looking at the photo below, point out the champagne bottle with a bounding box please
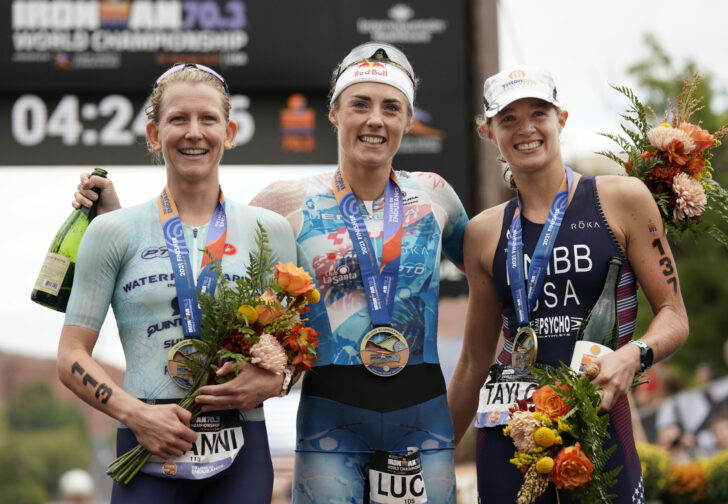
[569,256,622,373]
[31,168,108,312]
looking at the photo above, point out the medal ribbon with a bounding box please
[332,167,403,327]
[507,167,573,328]
[158,185,227,338]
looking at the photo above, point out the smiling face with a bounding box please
[329,81,413,171]
[146,81,236,185]
[486,97,567,176]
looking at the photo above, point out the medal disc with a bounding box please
[167,340,203,390]
[360,326,409,377]
[512,326,538,375]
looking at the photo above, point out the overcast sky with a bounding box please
[4,0,728,368]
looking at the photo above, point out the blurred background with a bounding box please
[2,0,728,502]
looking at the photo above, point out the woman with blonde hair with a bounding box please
[60,63,298,503]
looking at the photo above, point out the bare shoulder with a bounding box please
[596,175,663,248]
[596,175,654,208]
[249,178,308,217]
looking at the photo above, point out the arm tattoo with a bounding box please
[651,238,677,293]
[71,361,114,404]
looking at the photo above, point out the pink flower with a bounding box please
[509,410,543,453]
[672,172,707,221]
[249,333,287,374]
[648,125,695,154]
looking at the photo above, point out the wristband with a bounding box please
[628,340,654,372]
[279,367,294,397]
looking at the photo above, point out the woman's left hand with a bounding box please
[588,343,641,412]
[195,361,285,412]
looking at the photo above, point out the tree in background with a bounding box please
[0,380,92,503]
[7,380,86,431]
[626,34,728,382]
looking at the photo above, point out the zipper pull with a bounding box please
[193,227,198,239]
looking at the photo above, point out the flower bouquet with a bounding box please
[503,364,620,504]
[599,73,728,247]
[107,222,320,484]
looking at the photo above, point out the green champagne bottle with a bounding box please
[31,168,108,312]
[569,256,622,373]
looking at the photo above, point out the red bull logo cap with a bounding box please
[483,66,562,118]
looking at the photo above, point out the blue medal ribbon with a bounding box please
[507,167,573,328]
[332,167,404,327]
[158,186,227,338]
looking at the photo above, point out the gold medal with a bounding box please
[360,326,409,377]
[167,340,203,390]
[512,326,538,375]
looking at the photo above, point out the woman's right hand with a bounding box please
[126,402,197,459]
[72,171,121,215]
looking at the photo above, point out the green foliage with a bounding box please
[18,427,92,496]
[246,221,275,292]
[532,364,620,504]
[0,436,48,504]
[707,450,728,504]
[196,221,277,350]
[7,380,86,431]
[0,383,93,503]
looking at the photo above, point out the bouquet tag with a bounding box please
[143,410,244,480]
[475,364,538,428]
[369,449,428,504]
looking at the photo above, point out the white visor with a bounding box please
[330,62,415,110]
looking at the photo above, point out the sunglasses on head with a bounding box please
[335,42,415,84]
[154,63,230,95]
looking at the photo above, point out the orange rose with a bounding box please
[532,383,571,421]
[255,289,285,325]
[679,122,714,153]
[550,442,594,490]
[275,262,315,296]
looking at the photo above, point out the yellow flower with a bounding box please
[236,305,258,324]
[533,412,552,425]
[534,427,556,448]
[557,419,572,432]
[536,457,555,474]
[305,288,321,304]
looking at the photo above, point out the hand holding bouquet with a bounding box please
[503,364,620,504]
[600,73,728,247]
[107,222,320,484]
